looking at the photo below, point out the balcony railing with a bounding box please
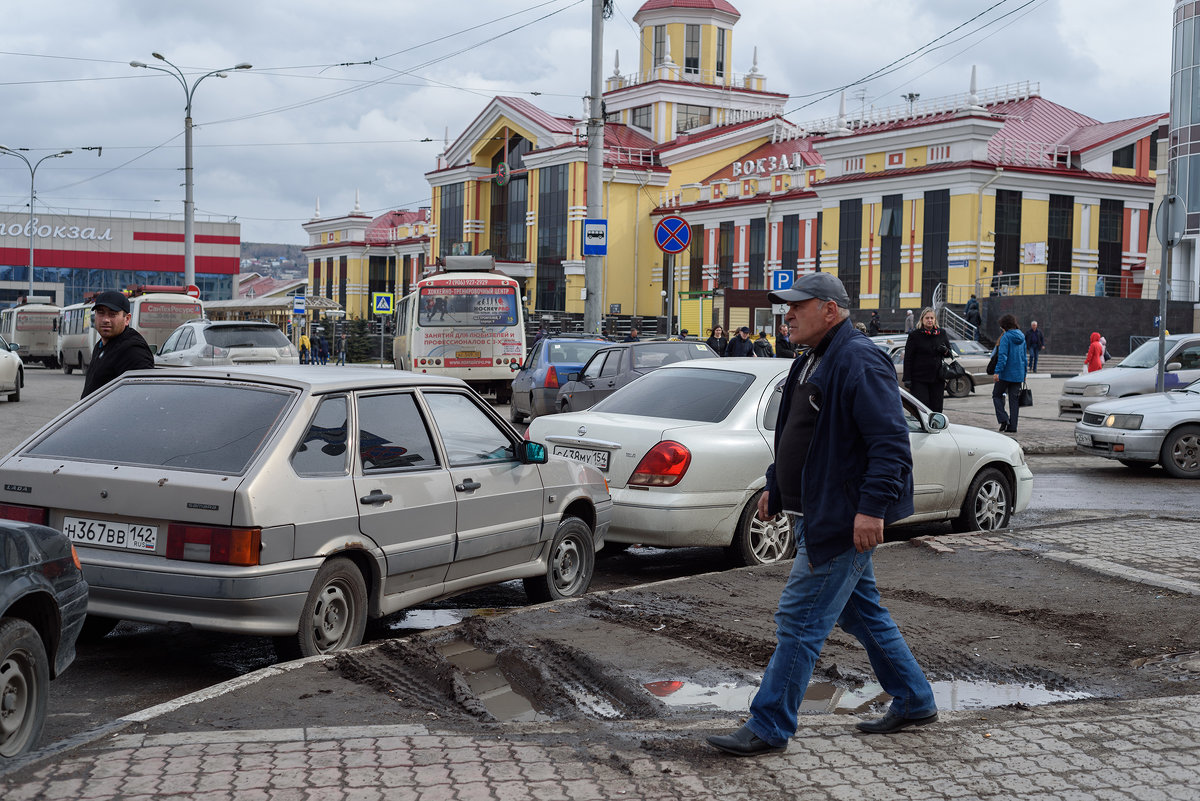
[938,271,1197,305]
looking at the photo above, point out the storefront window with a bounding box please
[537,164,569,311]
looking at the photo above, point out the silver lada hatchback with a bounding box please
[0,366,611,658]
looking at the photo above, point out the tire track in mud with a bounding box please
[332,639,490,721]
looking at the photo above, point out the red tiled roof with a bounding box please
[1060,113,1167,153]
[657,116,780,153]
[496,96,577,135]
[604,123,658,151]
[637,0,740,17]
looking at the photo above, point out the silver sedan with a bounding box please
[1074,379,1200,477]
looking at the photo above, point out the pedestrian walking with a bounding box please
[902,307,952,412]
[623,326,640,342]
[299,332,310,364]
[964,294,981,337]
[706,271,935,757]
[867,311,881,335]
[1026,321,1044,372]
[1085,332,1104,373]
[775,323,797,358]
[705,326,729,356]
[335,334,347,366]
[726,326,756,357]
[904,309,915,333]
[992,314,1027,433]
[1100,336,1111,362]
[81,291,155,398]
[317,336,329,365]
[753,331,775,357]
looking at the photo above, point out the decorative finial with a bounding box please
[662,33,675,66]
[835,91,850,134]
[965,64,984,112]
[353,189,362,213]
[613,49,620,77]
[311,197,321,220]
[749,46,759,75]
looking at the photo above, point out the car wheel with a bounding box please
[524,517,595,603]
[509,401,527,423]
[559,400,571,414]
[77,615,120,644]
[727,489,795,567]
[61,354,73,375]
[1160,424,1200,479]
[8,370,20,403]
[1117,458,1156,472]
[278,557,368,660]
[0,618,49,758]
[951,467,1012,532]
[946,375,972,398]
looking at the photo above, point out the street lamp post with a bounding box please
[131,53,251,290]
[0,146,74,297]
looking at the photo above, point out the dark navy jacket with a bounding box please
[81,326,155,398]
[764,320,914,566]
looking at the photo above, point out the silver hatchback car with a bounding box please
[0,366,611,658]
[156,320,300,366]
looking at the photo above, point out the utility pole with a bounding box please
[584,0,609,333]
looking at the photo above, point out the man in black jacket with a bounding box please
[775,323,797,358]
[81,291,155,398]
[726,326,756,357]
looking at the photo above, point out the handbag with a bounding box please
[1018,384,1033,407]
[986,350,998,375]
[939,359,967,381]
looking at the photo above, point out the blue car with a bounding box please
[509,335,610,422]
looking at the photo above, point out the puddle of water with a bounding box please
[645,677,1092,713]
[1132,651,1200,675]
[435,638,549,723]
[386,608,506,632]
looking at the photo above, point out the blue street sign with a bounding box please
[583,219,608,256]
[770,270,794,292]
[372,293,394,315]
[292,294,306,315]
[654,216,692,254]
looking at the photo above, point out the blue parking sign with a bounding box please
[770,270,794,292]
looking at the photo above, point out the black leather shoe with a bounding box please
[998,424,1008,432]
[855,710,938,734]
[706,725,787,756]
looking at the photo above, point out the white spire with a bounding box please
[353,189,362,214]
[834,91,850,134]
[749,46,759,75]
[662,32,675,66]
[311,197,321,221]
[964,64,985,113]
[613,49,620,77]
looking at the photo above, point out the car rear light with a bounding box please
[544,365,559,389]
[0,503,49,525]
[166,524,261,566]
[200,344,230,359]
[628,441,691,487]
[70,544,82,570]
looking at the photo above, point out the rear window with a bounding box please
[591,367,754,422]
[26,381,296,474]
[204,325,291,349]
[630,342,716,369]
[546,340,607,365]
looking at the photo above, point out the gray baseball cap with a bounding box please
[768,272,850,308]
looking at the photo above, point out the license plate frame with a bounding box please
[63,515,158,552]
[1074,432,1092,447]
[551,445,610,472]
[456,350,481,359]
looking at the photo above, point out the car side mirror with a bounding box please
[927,412,948,431]
[1167,361,1182,372]
[520,440,547,464]
[510,362,520,372]
[567,372,580,382]
[7,342,19,353]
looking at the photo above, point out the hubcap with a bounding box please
[974,480,1007,529]
[0,657,31,744]
[748,513,794,564]
[312,583,351,651]
[1170,433,1200,473]
[552,537,583,594]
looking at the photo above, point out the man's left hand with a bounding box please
[853,514,885,553]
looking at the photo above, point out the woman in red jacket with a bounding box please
[1084,332,1105,373]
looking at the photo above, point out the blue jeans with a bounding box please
[746,526,936,747]
[1027,347,1039,372]
[993,379,1021,431]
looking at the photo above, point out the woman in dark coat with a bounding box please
[705,325,729,357]
[902,307,952,412]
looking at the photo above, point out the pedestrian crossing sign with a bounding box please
[372,293,394,315]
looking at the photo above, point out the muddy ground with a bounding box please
[137,534,1200,761]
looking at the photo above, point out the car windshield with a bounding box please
[205,325,291,349]
[630,343,715,370]
[1121,339,1171,369]
[591,367,754,422]
[546,341,607,365]
[26,381,296,473]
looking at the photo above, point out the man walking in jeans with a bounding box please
[705,272,936,757]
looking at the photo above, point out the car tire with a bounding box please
[951,467,1012,532]
[946,375,972,398]
[509,401,527,423]
[1117,458,1156,472]
[524,517,595,603]
[727,489,796,567]
[0,617,50,758]
[278,557,368,660]
[8,370,21,403]
[61,354,73,375]
[77,615,120,644]
[1160,424,1200,479]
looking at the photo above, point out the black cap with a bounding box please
[768,272,850,308]
[92,290,130,314]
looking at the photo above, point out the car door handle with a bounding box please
[360,490,393,505]
[456,479,481,492]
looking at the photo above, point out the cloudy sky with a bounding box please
[0,0,1173,246]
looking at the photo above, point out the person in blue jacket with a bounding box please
[992,313,1027,433]
[706,272,935,757]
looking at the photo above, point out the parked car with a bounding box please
[555,340,718,413]
[1074,379,1200,477]
[1059,334,1200,420]
[0,519,88,758]
[0,333,23,402]
[509,335,610,423]
[0,366,611,658]
[155,320,300,366]
[528,359,1033,567]
[875,335,991,398]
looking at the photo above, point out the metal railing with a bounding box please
[943,271,1197,304]
[933,283,978,340]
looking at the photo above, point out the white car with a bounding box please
[0,333,24,402]
[155,320,300,366]
[1059,334,1200,420]
[1074,379,1200,478]
[527,359,1033,566]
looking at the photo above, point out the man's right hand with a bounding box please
[756,489,770,520]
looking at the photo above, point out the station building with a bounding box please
[0,211,239,308]
[308,0,1176,337]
